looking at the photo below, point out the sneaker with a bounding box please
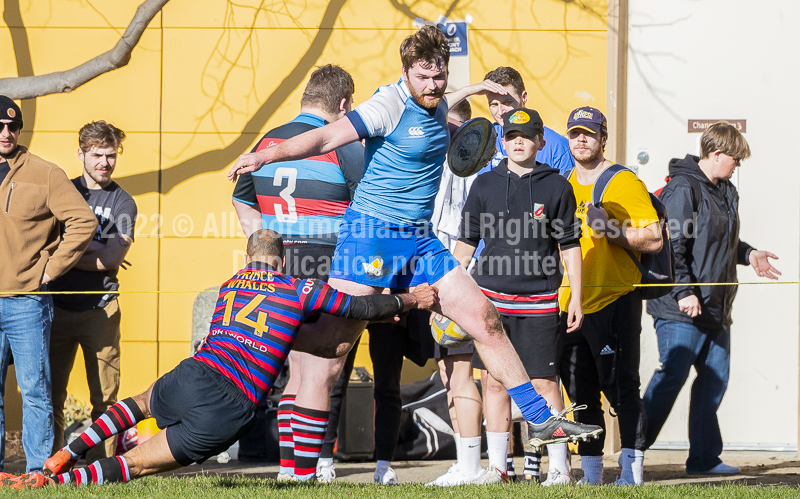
[316,461,336,484]
[374,466,398,485]
[527,404,603,448]
[426,463,470,487]
[276,472,299,482]
[541,468,574,486]
[688,462,740,475]
[43,448,77,475]
[470,466,510,485]
[0,472,49,489]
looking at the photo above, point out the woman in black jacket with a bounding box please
[643,123,780,475]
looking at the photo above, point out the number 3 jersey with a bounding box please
[232,113,365,246]
[194,261,355,406]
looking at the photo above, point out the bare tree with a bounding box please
[0,0,169,100]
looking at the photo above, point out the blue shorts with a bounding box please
[329,209,460,289]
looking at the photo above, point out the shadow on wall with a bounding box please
[117,0,349,197]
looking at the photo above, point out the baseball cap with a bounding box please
[502,108,543,139]
[0,95,23,127]
[566,106,606,134]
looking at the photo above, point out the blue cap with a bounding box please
[566,106,606,134]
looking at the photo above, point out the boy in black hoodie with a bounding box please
[454,108,585,485]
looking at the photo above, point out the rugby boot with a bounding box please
[44,448,77,475]
[527,403,603,449]
[0,472,50,489]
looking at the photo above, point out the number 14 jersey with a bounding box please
[194,261,353,406]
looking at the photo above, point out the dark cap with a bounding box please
[0,95,22,127]
[502,108,543,139]
[566,106,606,134]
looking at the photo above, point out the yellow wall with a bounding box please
[0,0,606,412]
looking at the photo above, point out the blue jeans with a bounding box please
[0,295,54,472]
[642,318,730,473]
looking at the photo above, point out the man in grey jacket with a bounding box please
[643,122,780,475]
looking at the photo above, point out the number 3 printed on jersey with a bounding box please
[273,167,298,223]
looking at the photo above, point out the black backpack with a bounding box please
[592,164,675,300]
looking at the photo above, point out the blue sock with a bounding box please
[507,383,550,424]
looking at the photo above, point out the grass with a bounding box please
[1,476,798,499]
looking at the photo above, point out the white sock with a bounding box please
[619,448,644,485]
[376,459,391,473]
[580,455,603,484]
[486,431,509,472]
[454,433,462,466]
[546,443,570,474]
[461,436,482,476]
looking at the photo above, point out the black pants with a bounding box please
[558,291,647,455]
[367,322,407,462]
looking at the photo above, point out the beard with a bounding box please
[408,82,444,110]
[570,142,603,164]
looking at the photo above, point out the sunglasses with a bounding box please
[0,122,21,134]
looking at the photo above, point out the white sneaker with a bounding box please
[542,468,574,486]
[470,466,510,485]
[316,460,336,484]
[374,466,398,485]
[276,472,299,482]
[426,463,470,487]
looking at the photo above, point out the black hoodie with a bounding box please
[459,159,580,295]
[646,155,753,329]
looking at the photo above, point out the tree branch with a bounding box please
[0,0,169,100]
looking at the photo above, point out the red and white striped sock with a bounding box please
[291,406,329,481]
[277,394,296,475]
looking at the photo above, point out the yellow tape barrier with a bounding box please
[1,281,797,296]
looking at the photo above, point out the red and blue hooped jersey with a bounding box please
[194,262,352,406]
[232,113,365,245]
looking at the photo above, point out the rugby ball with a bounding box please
[431,315,473,348]
[447,117,497,178]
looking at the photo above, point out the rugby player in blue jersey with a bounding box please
[0,230,437,489]
[228,24,603,464]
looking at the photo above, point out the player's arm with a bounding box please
[341,285,438,321]
[232,199,262,238]
[561,246,583,332]
[445,80,509,110]
[299,279,438,321]
[228,118,360,180]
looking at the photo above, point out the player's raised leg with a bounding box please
[434,265,602,446]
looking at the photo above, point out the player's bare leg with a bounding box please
[434,266,530,389]
[282,278,377,480]
[434,265,603,448]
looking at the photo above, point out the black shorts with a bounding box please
[472,314,560,378]
[150,359,258,466]
[284,244,335,280]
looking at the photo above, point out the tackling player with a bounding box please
[0,229,437,489]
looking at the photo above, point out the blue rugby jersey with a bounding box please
[233,113,365,245]
[194,261,353,406]
[346,79,449,224]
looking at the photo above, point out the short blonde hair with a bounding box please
[700,122,751,160]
